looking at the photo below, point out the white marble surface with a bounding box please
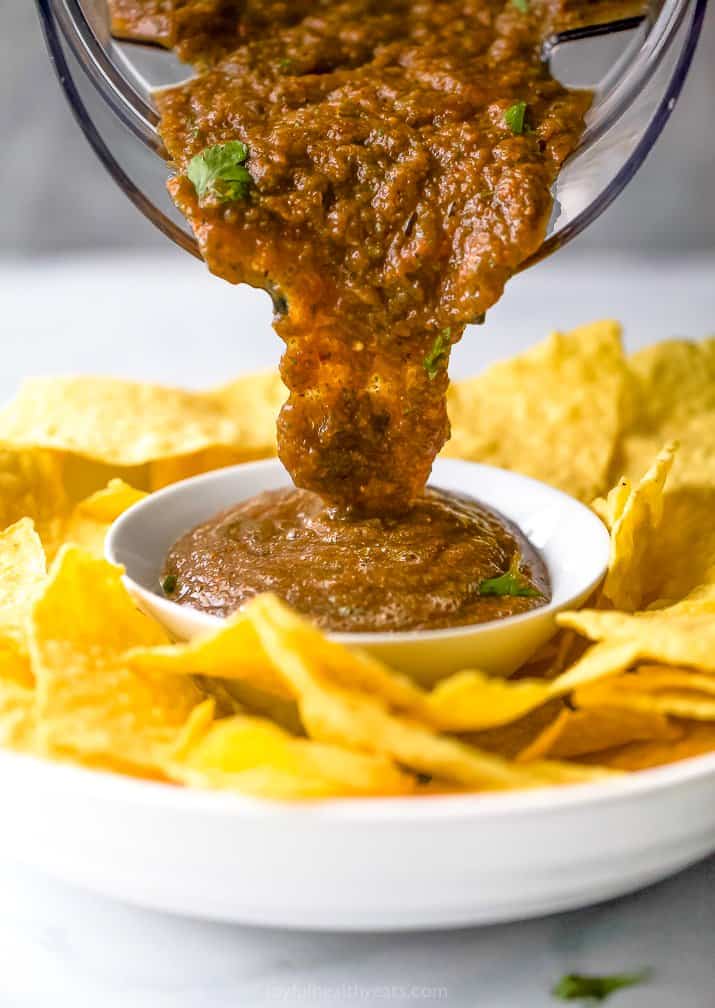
[0,252,714,1006]
[0,856,714,1008]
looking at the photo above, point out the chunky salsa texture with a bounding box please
[110,0,591,515]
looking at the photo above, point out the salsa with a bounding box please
[163,487,550,632]
[110,0,591,515]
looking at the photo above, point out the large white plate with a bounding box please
[1,747,714,930]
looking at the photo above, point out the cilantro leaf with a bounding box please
[511,0,529,11]
[161,574,178,595]
[478,553,542,597]
[424,328,452,379]
[187,141,252,204]
[553,970,651,1002]
[505,101,528,135]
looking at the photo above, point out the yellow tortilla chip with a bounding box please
[580,722,715,771]
[127,611,289,699]
[59,479,146,559]
[601,443,676,610]
[230,607,427,714]
[0,518,48,746]
[625,338,715,437]
[129,602,427,716]
[247,596,615,790]
[612,339,715,603]
[638,485,715,608]
[424,638,643,733]
[0,374,265,466]
[518,706,681,762]
[0,372,284,507]
[592,476,631,530]
[445,321,629,501]
[590,665,715,696]
[573,664,715,722]
[30,545,202,775]
[549,638,643,691]
[201,679,303,734]
[575,685,715,722]
[425,670,555,732]
[0,450,67,558]
[205,371,286,457]
[0,640,36,749]
[0,519,47,630]
[558,607,715,672]
[167,700,415,798]
[66,478,146,526]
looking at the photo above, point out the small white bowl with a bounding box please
[107,458,608,682]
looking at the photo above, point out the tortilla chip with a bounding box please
[172,697,216,758]
[576,687,715,722]
[198,678,303,735]
[230,606,427,714]
[601,443,676,610]
[558,607,715,671]
[581,721,715,771]
[518,706,681,762]
[637,485,715,608]
[30,546,202,775]
[0,372,283,506]
[166,700,415,797]
[127,611,290,699]
[625,338,715,437]
[611,339,715,604]
[59,479,146,559]
[445,321,629,501]
[573,664,715,722]
[0,519,48,747]
[591,665,715,696]
[247,596,615,790]
[592,476,631,530]
[130,600,427,717]
[0,375,256,465]
[206,371,286,457]
[0,450,67,558]
[425,670,555,732]
[0,519,47,630]
[0,639,36,749]
[423,638,643,733]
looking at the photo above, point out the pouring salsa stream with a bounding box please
[110,0,591,629]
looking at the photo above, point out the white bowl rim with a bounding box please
[3,745,715,821]
[105,457,611,645]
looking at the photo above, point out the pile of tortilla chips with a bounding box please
[0,320,713,799]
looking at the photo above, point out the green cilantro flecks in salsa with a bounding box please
[505,101,528,134]
[552,969,651,1002]
[423,329,452,379]
[478,553,542,597]
[187,142,252,204]
[511,0,529,12]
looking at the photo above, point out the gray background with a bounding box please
[1,9,715,1007]
[1,1,714,256]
